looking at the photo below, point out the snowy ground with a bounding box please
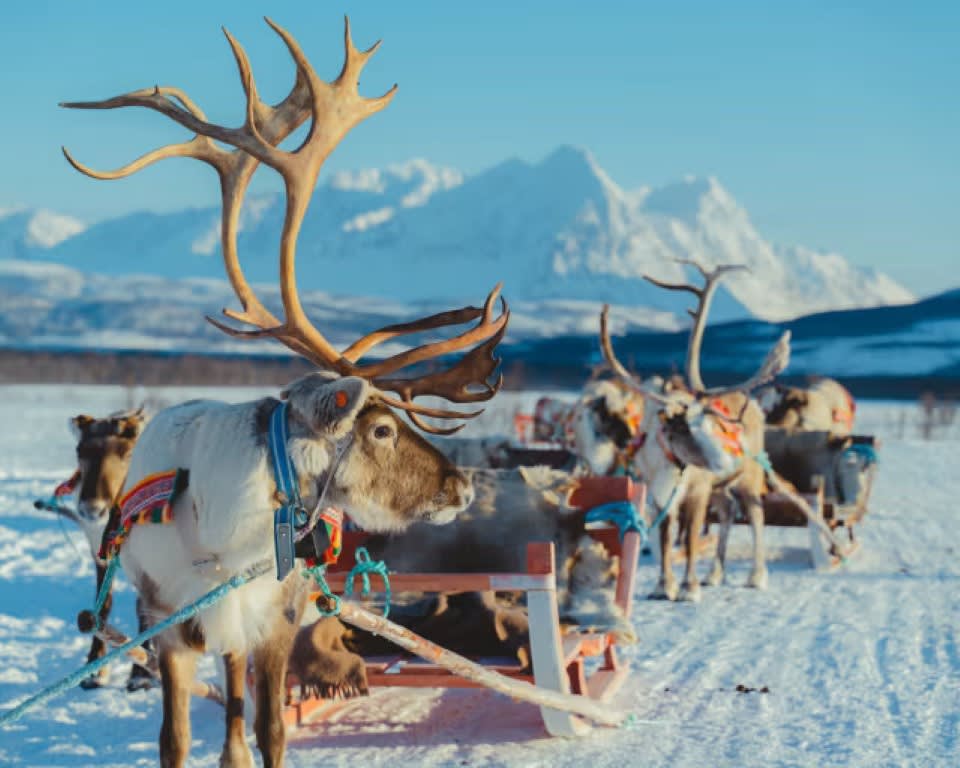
[0,384,957,767]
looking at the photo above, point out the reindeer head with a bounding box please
[572,378,644,475]
[282,373,475,532]
[70,409,147,525]
[62,18,508,530]
[600,260,791,475]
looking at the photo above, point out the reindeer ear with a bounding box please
[70,415,94,440]
[117,416,146,439]
[283,374,369,438]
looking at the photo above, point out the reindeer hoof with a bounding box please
[125,676,157,693]
[648,582,679,601]
[679,582,702,602]
[704,566,726,587]
[746,568,769,590]
[79,672,108,690]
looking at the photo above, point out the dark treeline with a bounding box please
[0,347,957,401]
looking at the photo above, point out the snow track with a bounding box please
[0,386,956,767]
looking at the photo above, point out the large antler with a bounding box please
[62,17,508,434]
[644,260,789,396]
[598,306,671,405]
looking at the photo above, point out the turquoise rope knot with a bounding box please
[345,547,391,618]
[585,501,647,545]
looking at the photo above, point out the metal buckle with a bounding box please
[274,505,296,581]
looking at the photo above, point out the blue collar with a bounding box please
[270,401,302,581]
[269,400,352,581]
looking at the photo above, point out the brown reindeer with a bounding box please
[63,18,508,768]
[601,262,791,599]
[52,409,153,689]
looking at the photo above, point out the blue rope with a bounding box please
[751,449,773,474]
[0,559,271,727]
[585,501,645,542]
[647,482,682,537]
[845,443,878,466]
[90,556,121,628]
[344,547,391,618]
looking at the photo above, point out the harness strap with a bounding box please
[54,470,81,498]
[269,401,352,580]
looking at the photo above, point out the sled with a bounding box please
[701,480,854,571]
[283,476,645,737]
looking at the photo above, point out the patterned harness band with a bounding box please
[100,470,187,561]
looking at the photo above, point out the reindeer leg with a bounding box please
[742,492,768,589]
[126,596,158,691]
[650,513,679,600]
[253,577,306,768]
[679,497,705,602]
[220,651,255,768]
[705,494,732,587]
[158,645,197,768]
[80,560,113,689]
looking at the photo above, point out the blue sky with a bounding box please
[0,0,956,295]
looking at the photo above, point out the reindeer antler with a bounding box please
[62,17,508,435]
[598,306,671,405]
[643,260,789,396]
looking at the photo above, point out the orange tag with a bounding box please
[335,390,348,408]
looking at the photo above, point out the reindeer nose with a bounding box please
[444,470,474,511]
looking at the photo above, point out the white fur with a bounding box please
[121,399,286,652]
[120,380,373,654]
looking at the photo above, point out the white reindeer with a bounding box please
[62,18,509,768]
[600,262,791,600]
[757,378,857,435]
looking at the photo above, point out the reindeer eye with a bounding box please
[373,424,393,440]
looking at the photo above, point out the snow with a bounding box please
[0,385,957,766]
[24,212,87,250]
[9,147,912,324]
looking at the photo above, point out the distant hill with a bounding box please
[506,287,960,394]
[1,289,956,398]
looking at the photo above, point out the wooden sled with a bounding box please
[706,475,870,571]
[283,476,645,737]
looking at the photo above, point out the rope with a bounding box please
[647,480,683,536]
[304,564,342,618]
[50,502,87,563]
[305,548,392,619]
[90,556,121,628]
[845,442,878,466]
[343,547,391,618]
[585,501,646,543]
[751,449,773,474]
[0,558,271,727]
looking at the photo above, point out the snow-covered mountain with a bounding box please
[0,207,86,259]
[8,147,912,325]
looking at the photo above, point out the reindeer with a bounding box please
[62,18,508,768]
[600,262,791,601]
[524,377,644,475]
[757,378,857,435]
[42,410,154,689]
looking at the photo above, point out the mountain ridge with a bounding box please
[4,146,912,324]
